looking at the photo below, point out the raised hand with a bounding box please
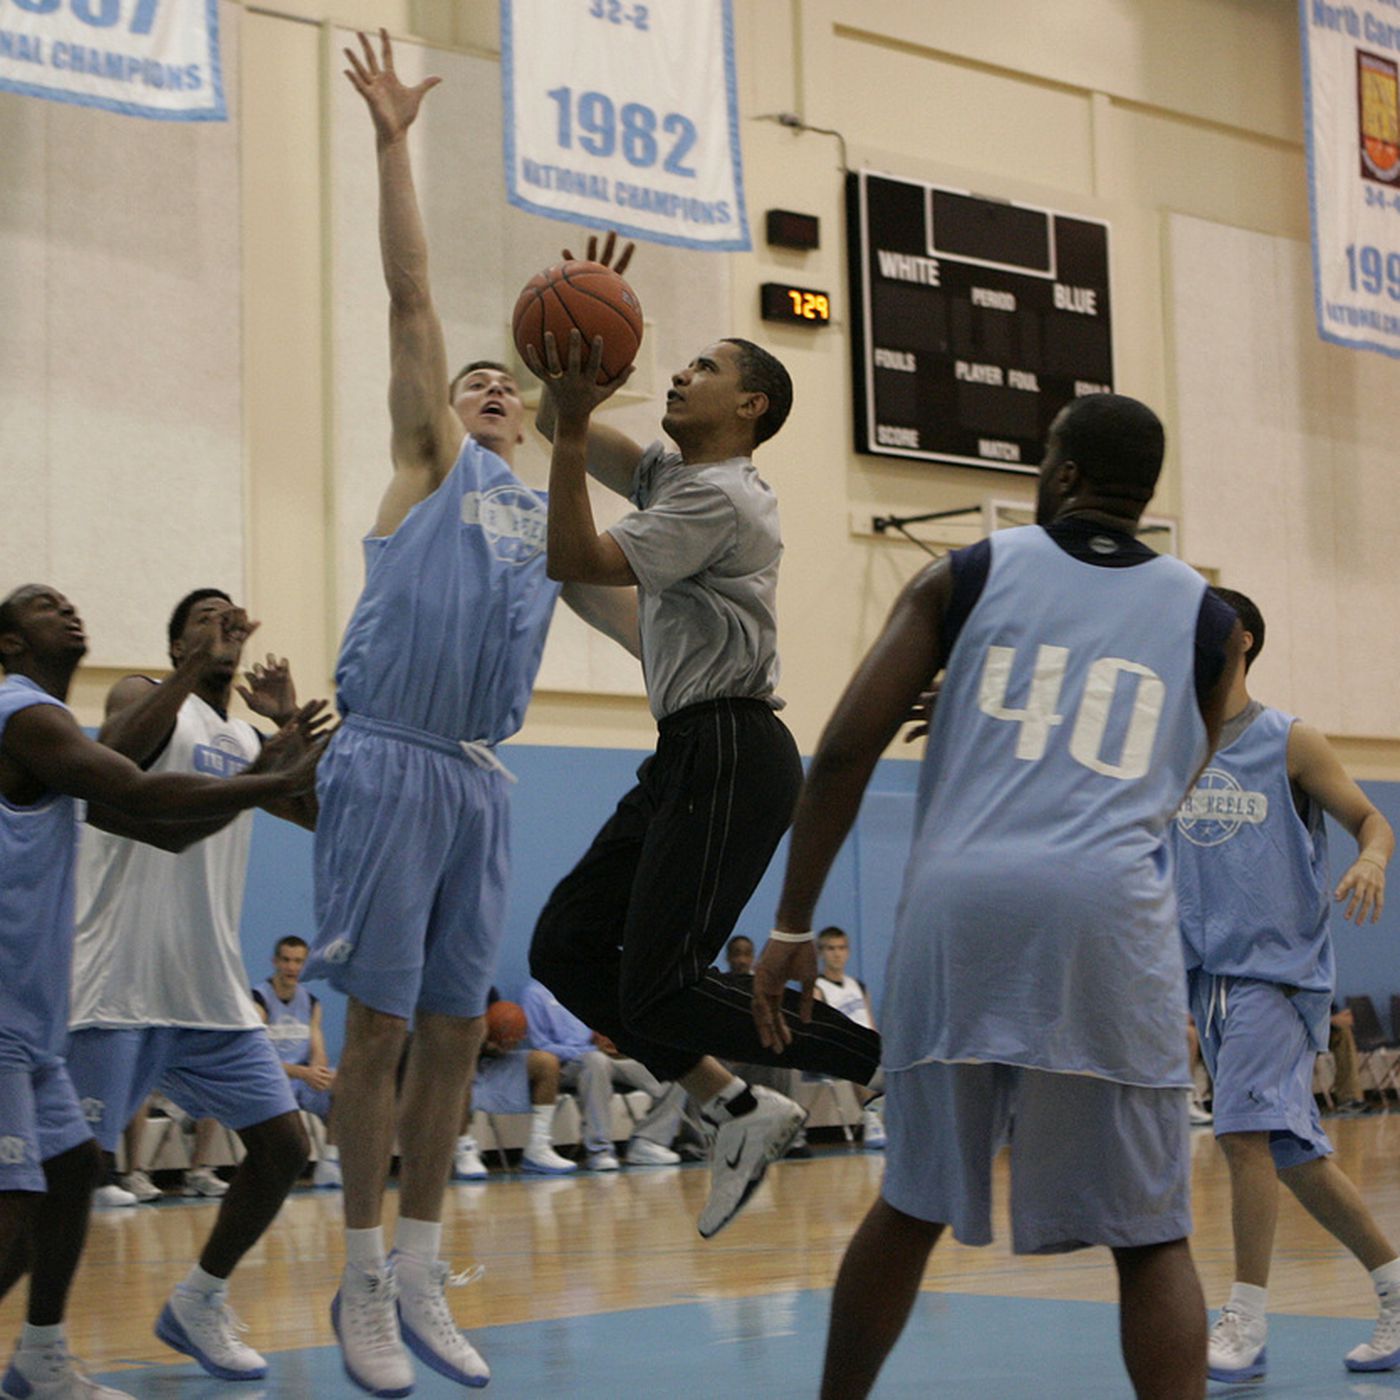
[177,605,259,676]
[236,654,298,726]
[250,701,335,794]
[344,27,441,144]
[524,328,632,421]
[562,229,636,277]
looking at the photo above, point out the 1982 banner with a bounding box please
[501,0,749,250]
[1302,0,1400,355]
[0,0,223,120]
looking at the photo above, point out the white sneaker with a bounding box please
[92,1183,137,1209]
[452,1137,487,1182]
[332,1264,414,1398]
[2,1341,136,1398]
[181,1167,228,1198]
[1207,1305,1267,1382]
[393,1252,490,1389]
[625,1138,680,1166]
[1188,1098,1214,1127]
[1346,1294,1400,1371]
[586,1150,620,1172]
[155,1284,267,1380]
[119,1170,161,1203]
[697,1086,806,1239]
[862,1106,887,1149]
[521,1143,577,1175]
[312,1156,343,1189]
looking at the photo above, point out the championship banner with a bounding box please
[1301,0,1400,355]
[501,0,750,251]
[0,0,224,121]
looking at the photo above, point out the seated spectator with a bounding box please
[814,927,885,1148]
[1330,1001,1368,1113]
[521,978,687,1172]
[454,1003,576,1178]
[251,935,341,1188]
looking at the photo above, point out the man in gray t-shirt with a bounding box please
[524,308,880,1243]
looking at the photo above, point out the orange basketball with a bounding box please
[486,999,527,1047]
[512,259,644,384]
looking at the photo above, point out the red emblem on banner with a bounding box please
[1359,49,1400,183]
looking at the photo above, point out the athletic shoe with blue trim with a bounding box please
[1,1341,135,1397]
[1346,1295,1400,1371]
[1207,1306,1267,1383]
[392,1252,489,1389]
[155,1286,267,1381]
[332,1264,414,1398]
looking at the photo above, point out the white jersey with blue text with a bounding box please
[0,678,80,1067]
[334,435,562,744]
[816,975,873,1029]
[256,978,313,1066]
[883,526,1208,1088]
[1173,705,1332,1035]
[69,694,262,1031]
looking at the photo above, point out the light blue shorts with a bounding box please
[0,1044,92,1192]
[882,1060,1192,1255]
[292,1078,333,1120]
[65,1027,298,1154]
[469,1050,531,1116]
[1189,971,1332,1170]
[307,718,510,1022]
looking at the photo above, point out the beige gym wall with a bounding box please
[39,1,1400,775]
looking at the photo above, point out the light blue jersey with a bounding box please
[883,526,1208,1088]
[334,435,562,743]
[0,677,79,1068]
[1174,705,1332,1042]
[256,979,312,1066]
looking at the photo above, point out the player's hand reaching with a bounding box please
[524,328,633,424]
[344,28,441,145]
[1336,855,1386,924]
[752,936,818,1052]
[236,654,298,726]
[562,229,636,277]
[250,701,335,795]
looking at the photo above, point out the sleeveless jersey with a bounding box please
[0,678,79,1066]
[1173,706,1333,1040]
[882,525,1208,1088]
[816,974,872,1029]
[334,436,562,743]
[256,978,313,1066]
[69,694,262,1031]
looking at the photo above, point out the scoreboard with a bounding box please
[848,170,1114,474]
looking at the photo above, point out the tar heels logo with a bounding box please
[461,486,547,565]
[1176,767,1269,847]
[193,735,251,778]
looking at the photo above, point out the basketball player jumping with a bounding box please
[754,395,1242,1400]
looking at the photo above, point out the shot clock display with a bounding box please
[847,170,1114,473]
[761,282,832,326]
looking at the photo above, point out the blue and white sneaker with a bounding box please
[1206,1306,1267,1383]
[2,1340,136,1397]
[155,1286,268,1380]
[1346,1295,1400,1371]
[393,1252,489,1389]
[520,1143,576,1175]
[331,1264,414,1398]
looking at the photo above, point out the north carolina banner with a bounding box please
[1301,0,1400,355]
[501,0,750,251]
[0,0,224,121]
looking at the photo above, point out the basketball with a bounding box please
[486,999,528,1047]
[511,259,644,384]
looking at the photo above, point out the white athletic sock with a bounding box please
[345,1225,386,1271]
[701,1078,751,1124]
[394,1216,442,1266]
[528,1103,554,1151]
[19,1322,63,1350]
[1228,1281,1268,1321]
[1372,1258,1400,1298]
[181,1263,227,1296]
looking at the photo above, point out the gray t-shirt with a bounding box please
[606,442,783,720]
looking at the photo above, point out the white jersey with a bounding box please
[817,974,872,1029]
[69,693,263,1031]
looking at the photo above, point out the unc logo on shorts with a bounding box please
[193,735,251,778]
[0,1135,28,1166]
[80,1096,105,1125]
[461,486,547,565]
[1176,767,1269,847]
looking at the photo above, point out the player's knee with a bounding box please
[246,1113,310,1182]
[42,1137,105,1200]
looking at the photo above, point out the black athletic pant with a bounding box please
[531,697,882,1084]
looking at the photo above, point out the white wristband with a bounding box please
[769,928,815,944]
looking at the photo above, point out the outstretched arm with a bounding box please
[753,560,953,1049]
[344,29,462,538]
[1289,722,1394,923]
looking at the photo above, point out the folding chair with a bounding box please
[1345,996,1400,1101]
